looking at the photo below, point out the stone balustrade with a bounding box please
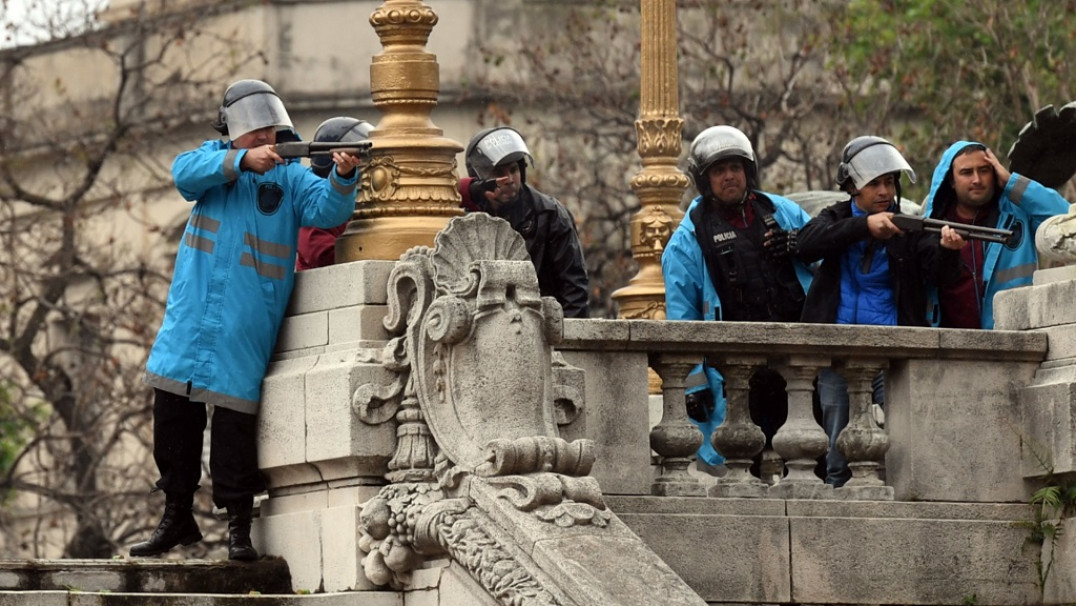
[557,319,1049,503]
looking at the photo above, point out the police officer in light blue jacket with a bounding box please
[662,125,813,475]
[924,141,1070,329]
[133,80,361,561]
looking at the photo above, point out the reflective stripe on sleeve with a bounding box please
[223,149,240,181]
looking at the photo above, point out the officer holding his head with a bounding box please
[797,135,966,486]
[459,126,590,318]
[134,80,361,560]
[662,125,814,477]
[296,116,374,270]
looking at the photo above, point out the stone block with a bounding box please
[303,352,394,480]
[559,350,651,496]
[436,562,500,606]
[1000,278,1076,329]
[994,284,1032,330]
[42,569,122,592]
[787,501,1038,605]
[288,260,395,315]
[1020,381,1076,478]
[259,356,318,473]
[327,305,388,346]
[1,592,67,606]
[1045,521,1076,605]
[255,509,321,593]
[321,505,378,592]
[608,497,791,604]
[1043,324,1076,362]
[275,311,329,354]
[887,358,1037,502]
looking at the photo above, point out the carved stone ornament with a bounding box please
[355,214,605,594]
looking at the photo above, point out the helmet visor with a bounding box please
[846,143,916,189]
[472,129,532,179]
[226,92,293,140]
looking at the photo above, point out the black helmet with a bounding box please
[687,125,758,198]
[464,127,533,184]
[310,117,374,178]
[836,136,916,192]
[210,79,293,140]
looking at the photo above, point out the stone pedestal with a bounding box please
[255,261,399,592]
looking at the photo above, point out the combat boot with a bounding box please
[130,492,202,557]
[226,497,258,561]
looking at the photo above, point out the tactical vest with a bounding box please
[691,195,805,322]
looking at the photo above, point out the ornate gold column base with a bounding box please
[336,0,463,263]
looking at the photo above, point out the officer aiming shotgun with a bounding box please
[889,214,1014,245]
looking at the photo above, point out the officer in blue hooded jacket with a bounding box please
[923,142,1070,329]
[662,125,814,476]
[133,80,361,561]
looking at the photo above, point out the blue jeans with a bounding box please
[815,369,884,487]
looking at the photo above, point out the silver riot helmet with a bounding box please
[464,127,533,183]
[211,79,293,141]
[687,125,758,197]
[836,136,916,192]
[310,117,374,178]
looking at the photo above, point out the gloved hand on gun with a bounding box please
[762,214,798,262]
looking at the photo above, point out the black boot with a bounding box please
[226,497,258,562]
[130,493,202,557]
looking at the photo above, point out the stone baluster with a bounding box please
[768,356,832,499]
[708,355,768,498]
[648,353,706,497]
[835,358,894,500]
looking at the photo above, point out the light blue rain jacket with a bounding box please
[924,141,1070,329]
[662,193,813,465]
[145,139,358,413]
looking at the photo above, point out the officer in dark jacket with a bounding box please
[797,135,965,485]
[459,127,589,317]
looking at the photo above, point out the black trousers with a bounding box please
[152,388,265,508]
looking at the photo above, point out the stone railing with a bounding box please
[557,320,1049,504]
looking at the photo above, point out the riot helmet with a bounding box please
[687,125,758,198]
[836,136,916,192]
[465,127,533,184]
[310,117,374,178]
[211,79,293,141]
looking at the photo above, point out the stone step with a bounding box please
[0,558,293,595]
[0,590,401,606]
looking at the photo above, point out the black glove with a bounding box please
[685,389,714,423]
[468,178,500,202]
[764,227,798,262]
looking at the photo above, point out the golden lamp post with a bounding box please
[336,0,464,263]
[611,0,689,321]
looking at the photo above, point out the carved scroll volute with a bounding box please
[416,214,562,472]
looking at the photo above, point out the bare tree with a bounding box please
[0,0,260,558]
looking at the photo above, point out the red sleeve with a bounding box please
[296,223,348,270]
[458,177,480,212]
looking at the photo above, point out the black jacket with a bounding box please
[797,200,960,326]
[466,183,590,318]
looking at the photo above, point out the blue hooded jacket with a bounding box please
[662,193,813,465]
[144,139,358,413]
[924,141,1070,329]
